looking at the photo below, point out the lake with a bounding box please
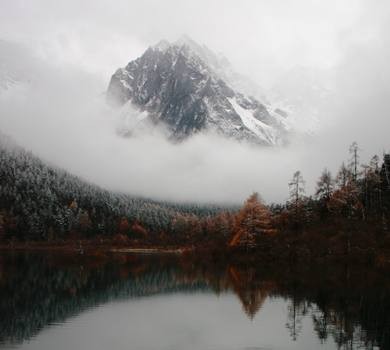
[0,252,388,350]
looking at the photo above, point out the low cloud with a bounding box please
[1,15,390,205]
[0,54,309,205]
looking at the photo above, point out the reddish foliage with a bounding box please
[229,193,277,248]
[118,217,130,234]
[131,222,148,237]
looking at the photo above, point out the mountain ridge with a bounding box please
[107,36,289,145]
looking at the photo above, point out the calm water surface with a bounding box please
[0,252,388,350]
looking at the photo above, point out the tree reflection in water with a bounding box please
[0,252,389,349]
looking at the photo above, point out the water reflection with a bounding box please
[0,252,389,349]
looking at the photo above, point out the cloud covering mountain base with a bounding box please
[1,5,390,206]
[0,58,310,204]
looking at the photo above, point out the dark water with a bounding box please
[0,252,389,350]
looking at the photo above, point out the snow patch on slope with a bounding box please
[228,97,278,145]
[108,37,289,146]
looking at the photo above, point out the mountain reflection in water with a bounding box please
[0,252,389,350]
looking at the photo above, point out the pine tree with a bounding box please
[349,142,360,182]
[316,168,334,202]
[229,193,275,248]
[288,171,306,226]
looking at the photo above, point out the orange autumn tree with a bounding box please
[327,161,364,219]
[229,193,276,248]
[327,183,363,219]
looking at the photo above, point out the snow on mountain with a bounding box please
[107,36,289,146]
[173,36,269,103]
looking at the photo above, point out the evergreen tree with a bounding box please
[316,168,334,202]
[349,142,360,182]
[288,171,306,226]
[229,193,275,248]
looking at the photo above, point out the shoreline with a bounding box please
[0,242,192,255]
[110,247,189,254]
[1,239,390,270]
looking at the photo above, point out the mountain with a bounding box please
[107,36,289,146]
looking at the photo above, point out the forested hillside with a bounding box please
[3,133,390,266]
[0,135,227,241]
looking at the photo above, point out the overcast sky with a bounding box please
[0,0,390,204]
[1,0,388,85]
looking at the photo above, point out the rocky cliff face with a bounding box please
[107,36,289,145]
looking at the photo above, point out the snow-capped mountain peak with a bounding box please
[107,37,289,145]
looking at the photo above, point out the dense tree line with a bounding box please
[0,135,227,242]
[193,141,390,258]
[271,142,390,232]
[2,134,390,259]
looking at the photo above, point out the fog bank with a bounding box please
[1,0,390,204]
